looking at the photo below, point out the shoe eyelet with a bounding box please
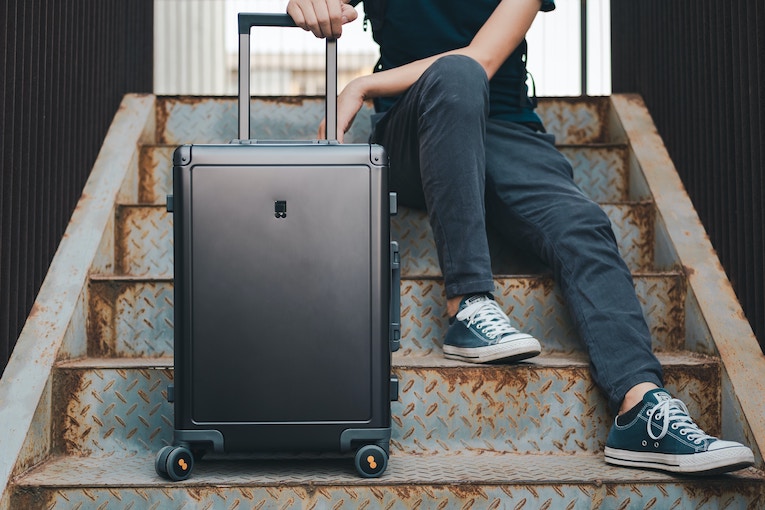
[641,440,647,447]
[654,442,659,448]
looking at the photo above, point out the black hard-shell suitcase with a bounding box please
[155,13,400,481]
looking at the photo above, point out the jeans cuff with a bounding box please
[444,279,496,300]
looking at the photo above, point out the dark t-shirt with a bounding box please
[360,0,555,124]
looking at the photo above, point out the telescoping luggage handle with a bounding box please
[238,13,338,142]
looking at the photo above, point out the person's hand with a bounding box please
[286,0,358,39]
[319,78,366,143]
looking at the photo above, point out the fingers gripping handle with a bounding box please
[238,13,338,141]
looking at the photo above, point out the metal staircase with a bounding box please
[1,94,764,509]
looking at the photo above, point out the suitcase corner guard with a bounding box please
[339,428,391,454]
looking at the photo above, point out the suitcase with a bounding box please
[155,13,400,481]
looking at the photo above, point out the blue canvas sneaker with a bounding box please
[442,294,541,363]
[605,388,755,474]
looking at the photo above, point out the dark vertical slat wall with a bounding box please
[611,0,765,353]
[0,0,153,375]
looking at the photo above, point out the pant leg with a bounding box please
[371,55,495,298]
[483,119,664,413]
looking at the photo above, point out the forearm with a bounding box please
[352,0,542,100]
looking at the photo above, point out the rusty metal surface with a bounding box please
[50,353,716,458]
[87,278,174,358]
[113,202,654,279]
[611,95,765,465]
[143,144,631,206]
[391,353,718,455]
[7,93,765,509]
[156,97,611,146]
[114,205,173,276]
[602,202,655,272]
[535,97,611,144]
[52,364,173,456]
[559,145,633,202]
[83,273,684,359]
[0,95,157,505]
[138,146,173,205]
[156,97,374,145]
[13,452,764,510]
[399,275,685,356]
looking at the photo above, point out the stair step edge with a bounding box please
[54,351,718,371]
[14,451,764,488]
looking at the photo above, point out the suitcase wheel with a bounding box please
[354,444,388,478]
[155,445,194,481]
[155,445,174,478]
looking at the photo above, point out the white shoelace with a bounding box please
[646,397,716,445]
[456,297,520,340]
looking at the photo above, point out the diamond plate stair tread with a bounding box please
[51,353,719,457]
[14,458,765,510]
[85,272,685,357]
[113,200,655,278]
[17,451,763,488]
[156,97,610,146]
[140,142,634,206]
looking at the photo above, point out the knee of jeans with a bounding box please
[420,55,489,114]
[537,198,616,254]
[564,201,619,249]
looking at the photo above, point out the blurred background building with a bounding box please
[153,0,613,97]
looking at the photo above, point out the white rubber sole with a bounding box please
[443,336,541,363]
[604,445,755,475]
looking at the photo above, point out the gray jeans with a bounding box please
[370,54,663,412]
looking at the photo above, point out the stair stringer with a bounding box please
[0,94,157,510]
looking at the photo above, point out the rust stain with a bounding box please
[155,99,172,145]
[138,147,157,203]
[643,273,687,352]
[27,303,46,320]
[86,280,119,357]
[664,361,721,436]
[114,205,165,276]
[627,201,656,265]
[8,488,56,510]
[51,369,87,455]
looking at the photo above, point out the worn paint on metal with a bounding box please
[83,273,684,359]
[611,94,765,465]
[146,145,632,206]
[111,202,655,280]
[12,453,764,509]
[87,278,174,358]
[114,205,173,276]
[602,201,655,272]
[0,94,157,506]
[536,97,611,144]
[52,364,174,456]
[559,144,633,202]
[397,275,686,356]
[155,96,611,147]
[6,94,765,509]
[49,354,716,458]
[138,146,173,205]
